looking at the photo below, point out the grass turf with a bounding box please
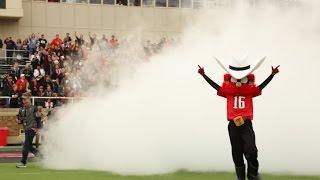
[0,163,319,180]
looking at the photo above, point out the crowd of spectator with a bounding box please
[0,32,177,108]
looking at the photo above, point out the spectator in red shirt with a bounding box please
[51,34,63,47]
[109,35,119,47]
[16,74,29,93]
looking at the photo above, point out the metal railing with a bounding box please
[0,96,78,107]
[0,49,31,64]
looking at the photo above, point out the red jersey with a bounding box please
[218,83,261,120]
[109,39,118,46]
[51,38,63,46]
[16,78,28,92]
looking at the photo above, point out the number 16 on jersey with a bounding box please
[233,96,245,109]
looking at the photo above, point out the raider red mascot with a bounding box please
[198,56,279,180]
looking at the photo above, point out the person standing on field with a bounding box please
[16,93,42,168]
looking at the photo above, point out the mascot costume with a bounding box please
[198,56,279,180]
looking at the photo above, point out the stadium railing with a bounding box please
[0,49,31,64]
[0,96,78,106]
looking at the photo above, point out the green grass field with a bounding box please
[0,163,319,180]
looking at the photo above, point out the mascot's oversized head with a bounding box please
[215,56,265,87]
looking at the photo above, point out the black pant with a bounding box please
[6,49,14,63]
[21,130,38,165]
[228,120,259,168]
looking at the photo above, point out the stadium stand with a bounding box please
[0,33,176,108]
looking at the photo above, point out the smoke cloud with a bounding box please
[41,1,320,176]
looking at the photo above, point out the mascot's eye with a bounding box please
[241,77,248,84]
[230,77,237,83]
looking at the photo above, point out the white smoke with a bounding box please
[41,1,320,176]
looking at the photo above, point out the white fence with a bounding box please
[0,96,78,107]
[0,49,31,64]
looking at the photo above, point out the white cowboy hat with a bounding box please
[214,56,266,79]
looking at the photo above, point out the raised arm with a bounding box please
[258,65,280,90]
[89,31,92,39]
[198,65,220,91]
[75,31,79,40]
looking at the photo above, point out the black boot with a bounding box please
[235,164,246,180]
[247,162,262,180]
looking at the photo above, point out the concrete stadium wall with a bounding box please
[0,1,208,41]
[0,108,49,144]
[0,108,24,144]
[0,0,309,42]
[0,0,24,19]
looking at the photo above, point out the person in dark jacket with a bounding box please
[2,76,14,106]
[21,40,29,61]
[9,84,21,108]
[22,63,33,83]
[74,31,85,46]
[0,38,3,49]
[29,77,39,96]
[31,51,41,70]
[4,37,15,64]
[8,62,21,83]
[16,93,42,168]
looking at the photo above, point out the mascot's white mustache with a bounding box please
[231,77,249,87]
